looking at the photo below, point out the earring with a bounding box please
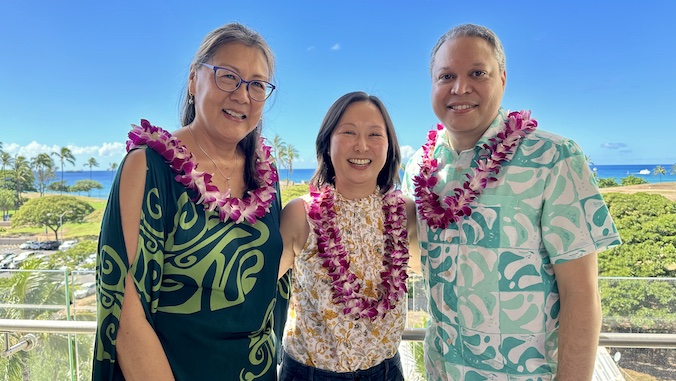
[188,94,194,105]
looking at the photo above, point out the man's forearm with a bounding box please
[555,290,602,381]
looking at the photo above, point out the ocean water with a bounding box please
[46,164,675,200]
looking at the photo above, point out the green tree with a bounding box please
[11,155,33,202]
[652,165,667,183]
[47,180,70,194]
[671,163,676,175]
[1,151,14,188]
[599,192,676,335]
[620,175,648,186]
[597,178,619,188]
[71,179,103,197]
[51,147,76,191]
[0,259,73,381]
[282,144,299,183]
[86,157,99,179]
[10,195,94,240]
[0,188,15,217]
[31,153,56,196]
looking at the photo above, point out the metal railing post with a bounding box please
[1,333,38,358]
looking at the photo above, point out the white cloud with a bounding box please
[330,43,341,51]
[99,142,126,157]
[307,46,315,51]
[69,145,99,155]
[10,141,59,158]
[400,145,416,162]
[600,142,628,150]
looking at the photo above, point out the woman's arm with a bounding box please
[404,196,421,274]
[116,149,175,381]
[278,197,310,279]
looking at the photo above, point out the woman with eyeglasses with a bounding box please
[277,92,420,381]
[93,23,289,381]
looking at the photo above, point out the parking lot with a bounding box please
[0,238,91,276]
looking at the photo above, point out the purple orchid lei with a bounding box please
[412,110,537,230]
[308,185,410,320]
[126,119,278,224]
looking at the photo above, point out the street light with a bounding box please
[57,211,70,242]
[46,211,71,242]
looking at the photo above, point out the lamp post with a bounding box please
[57,211,70,242]
[47,211,71,242]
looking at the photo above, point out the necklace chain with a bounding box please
[188,125,238,186]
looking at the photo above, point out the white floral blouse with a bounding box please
[282,190,406,372]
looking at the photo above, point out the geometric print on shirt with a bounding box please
[402,109,621,381]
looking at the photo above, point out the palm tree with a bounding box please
[12,155,31,202]
[270,134,287,171]
[31,153,55,196]
[671,163,676,175]
[283,144,299,183]
[51,147,76,192]
[86,157,99,179]
[1,151,13,188]
[0,259,75,380]
[108,162,119,181]
[653,165,667,183]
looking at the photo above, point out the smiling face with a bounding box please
[329,101,389,198]
[431,36,506,150]
[188,42,270,143]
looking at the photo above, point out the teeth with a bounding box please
[348,158,371,165]
[450,104,475,110]
[225,109,245,119]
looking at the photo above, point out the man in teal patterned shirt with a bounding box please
[402,24,621,381]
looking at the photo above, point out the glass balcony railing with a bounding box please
[1,271,674,380]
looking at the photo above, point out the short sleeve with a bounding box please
[540,139,621,264]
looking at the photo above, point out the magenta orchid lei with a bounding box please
[412,110,537,230]
[126,119,278,224]
[308,185,410,320]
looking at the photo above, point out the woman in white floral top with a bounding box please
[278,91,419,381]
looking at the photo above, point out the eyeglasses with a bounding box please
[201,63,275,102]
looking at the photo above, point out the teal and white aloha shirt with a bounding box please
[402,109,621,381]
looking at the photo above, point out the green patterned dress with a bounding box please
[92,146,290,381]
[403,109,621,380]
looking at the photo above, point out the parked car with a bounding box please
[0,254,16,269]
[39,240,61,250]
[19,241,41,250]
[7,251,36,269]
[74,282,96,299]
[59,240,79,251]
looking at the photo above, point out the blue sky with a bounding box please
[1,0,674,169]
